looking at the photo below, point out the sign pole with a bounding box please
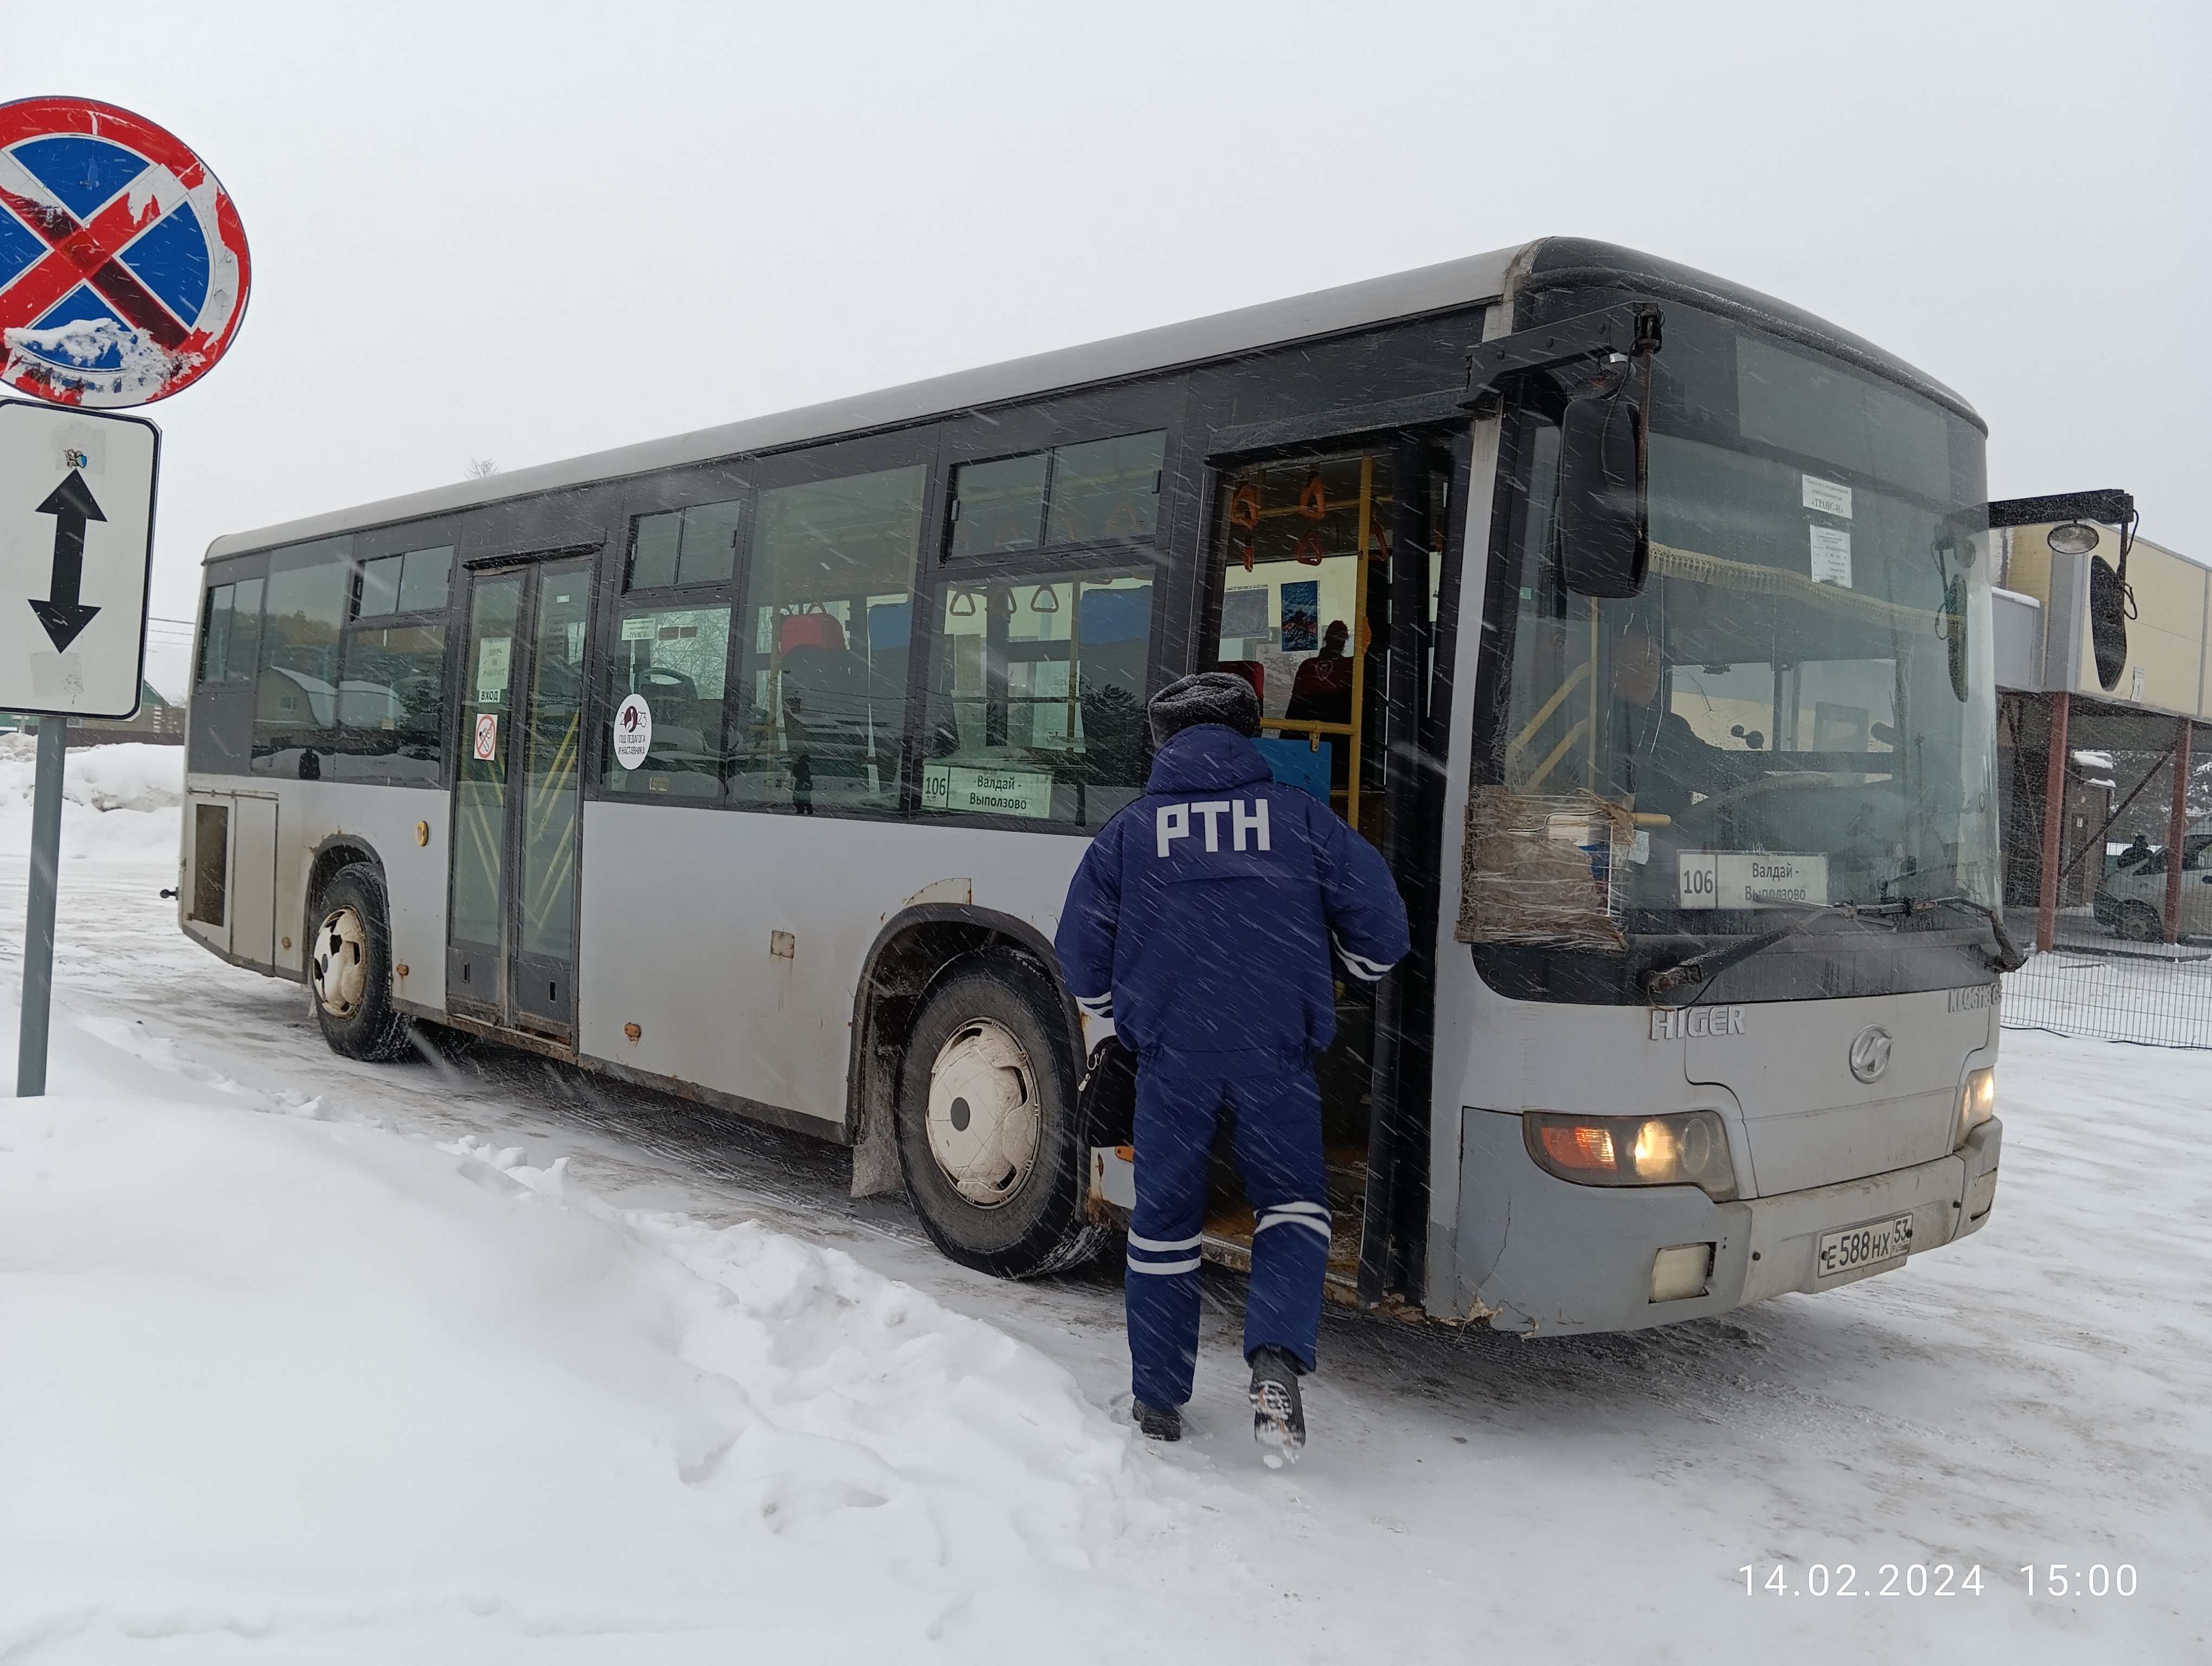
[16,717,66,1095]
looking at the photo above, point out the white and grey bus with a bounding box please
[180,238,2009,1330]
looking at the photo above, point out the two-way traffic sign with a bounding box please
[0,398,158,719]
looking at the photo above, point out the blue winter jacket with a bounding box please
[1054,725,1411,1068]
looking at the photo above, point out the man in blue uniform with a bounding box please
[1056,671,1409,1463]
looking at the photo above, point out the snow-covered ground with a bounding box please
[0,757,2204,1662]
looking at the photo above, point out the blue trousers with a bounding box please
[1124,1058,1332,1410]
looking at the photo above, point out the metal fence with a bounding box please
[2002,930,2212,1049]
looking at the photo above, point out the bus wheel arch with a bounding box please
[852,909,1102,1278]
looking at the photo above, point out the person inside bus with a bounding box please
[1610,629,1734,819]
[777,614,873,811]
[1055,671,1409,1464]
[1284,619,1355,796]
[1283,619,1354,725]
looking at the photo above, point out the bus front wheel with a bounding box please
[896,957,1104,1279]
[310,865,414,1062]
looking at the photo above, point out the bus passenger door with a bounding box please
[447,556,593,1040]
[1203,437,1457,1303]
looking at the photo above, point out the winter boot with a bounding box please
[1248,1345,1306,1466]
[1133,1399,1181,1442]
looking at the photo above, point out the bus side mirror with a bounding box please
[1557,386,1648,598]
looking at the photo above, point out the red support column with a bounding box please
[2164,716,2192,945]
[2037,693,2070,953]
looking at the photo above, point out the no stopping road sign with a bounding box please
[0,96,252,407]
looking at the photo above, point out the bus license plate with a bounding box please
[1815,1213,1914,1280]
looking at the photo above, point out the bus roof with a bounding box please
[204,237,1980,563]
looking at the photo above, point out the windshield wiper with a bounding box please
[1644,900,1895,1004]
[1642,894,2025,1005]
[1915,895,2030,974]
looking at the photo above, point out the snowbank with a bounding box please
[0,739,181,863]
[0,1002,1197,1659]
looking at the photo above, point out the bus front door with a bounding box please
[447,556,594,1042]
[1203,437,1457,1304]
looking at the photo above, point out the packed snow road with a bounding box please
[0,771,2202,1661]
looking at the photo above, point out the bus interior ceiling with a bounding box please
[1201,440,1451,1297]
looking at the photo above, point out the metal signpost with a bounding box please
[0,97,251,1095]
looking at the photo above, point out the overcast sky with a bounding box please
[61,1,2212,690]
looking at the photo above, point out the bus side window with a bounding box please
[947,431,1164,558]
[188,574,266,776]
[728,466,927,817]
[605,600,734,800]
[333,544,453,785]
[252,550,351,779]
[196,584,235,687]
[601,498,744,802]
[917,570,1153,827]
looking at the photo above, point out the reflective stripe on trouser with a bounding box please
[1126,1060,1330,1411]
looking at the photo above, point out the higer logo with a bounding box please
[1156,798,1270,858]
[1649,1005,1747,1041]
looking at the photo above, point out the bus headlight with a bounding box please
[1524,1110,1738,1201]
[1957,1067,1995,1148]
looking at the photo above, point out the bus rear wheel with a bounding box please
[310,865,414,1062]
[896,957,1104,1279]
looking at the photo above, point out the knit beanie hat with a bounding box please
[1148,671,1262,748]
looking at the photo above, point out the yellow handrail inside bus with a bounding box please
[1503,660,1591,766]
[1523,718,1590,792]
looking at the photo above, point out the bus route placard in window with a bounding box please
[1677,851,1829,909]
[922,762,1053,818]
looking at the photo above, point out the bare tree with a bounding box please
[465,457,501,479]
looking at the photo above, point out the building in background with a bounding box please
[0,682,184,746]
[1991,518,2210,948]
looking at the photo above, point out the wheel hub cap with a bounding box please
[312,905,369,1019]
[925,1017,1040,1207]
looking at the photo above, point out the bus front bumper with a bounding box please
[1445,1114,2003,1334]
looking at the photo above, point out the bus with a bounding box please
[179,237,2008,1332]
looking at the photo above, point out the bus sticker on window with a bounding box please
[612,694,652,770]
[1801,475,1853,518]
[1808,524,1853,588]
[473,714,498,761]
[476,636,512,695]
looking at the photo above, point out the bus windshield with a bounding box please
[1474,299,1998,954]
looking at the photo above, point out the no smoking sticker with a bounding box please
[473,713,498,761]
[612,694,652,769]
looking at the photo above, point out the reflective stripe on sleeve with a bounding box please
[1331,932,1396,982]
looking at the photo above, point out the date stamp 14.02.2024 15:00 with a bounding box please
[1738,1563,2139,1599]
